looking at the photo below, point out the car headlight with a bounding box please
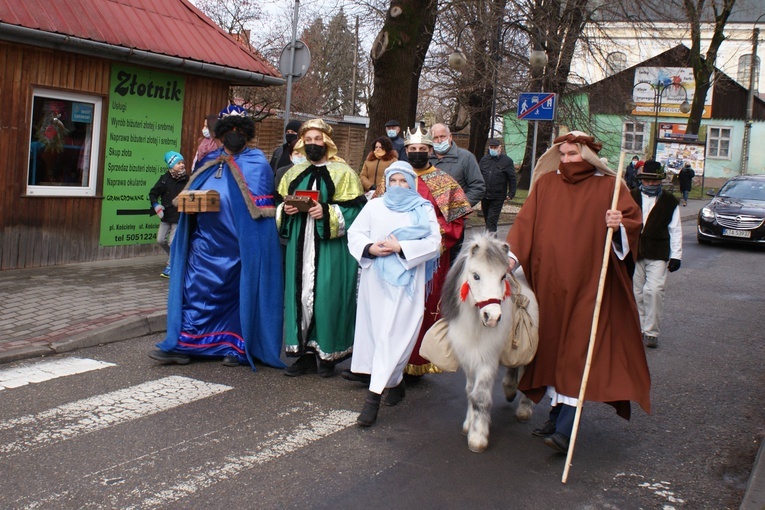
[700,207,715,220]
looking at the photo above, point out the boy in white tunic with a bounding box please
[347,162,442,427]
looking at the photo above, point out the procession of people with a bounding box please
[147,108,684,458]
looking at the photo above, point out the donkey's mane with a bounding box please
[441,236,509,321]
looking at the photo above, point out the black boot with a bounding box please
[357,391,382,427]
[284,353,317,377]
[383,381,405,406]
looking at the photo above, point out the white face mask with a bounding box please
[386,129,398,139]
[202,127,211,138]
[433,140,451,154]
[291,155,306,165]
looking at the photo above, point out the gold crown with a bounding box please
[404,125,433,146]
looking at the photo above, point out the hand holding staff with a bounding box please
[562,151,627,483]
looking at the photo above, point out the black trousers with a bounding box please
[481,198,505,233]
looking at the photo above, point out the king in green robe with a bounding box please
[277,120,365,369]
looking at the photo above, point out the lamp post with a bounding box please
[627,80,691,160]
[448,21,546,139]
[741,13,764,175]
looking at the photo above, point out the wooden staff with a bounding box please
[562,151,627,483]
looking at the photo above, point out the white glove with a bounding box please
[154,204,165,219]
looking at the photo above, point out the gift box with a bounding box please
[177,190,220,213]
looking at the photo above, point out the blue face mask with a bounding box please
[291,155,306,166]
[489,149,499,157]
[433,140,451,154]
[386,129,398,139]
[641,183,662,196]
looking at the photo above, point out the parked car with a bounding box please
[697,175,765,245]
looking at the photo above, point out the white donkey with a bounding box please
[440,235,539,453]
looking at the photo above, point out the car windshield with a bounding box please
[718,180,765,200]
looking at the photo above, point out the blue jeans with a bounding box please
[682,190,689,201]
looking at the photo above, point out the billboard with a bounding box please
[630,67,712,119]
[99,64,186,247]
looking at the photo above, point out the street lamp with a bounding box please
[448,21,547,138]
[741,13,764,174]
[626,80,691,160]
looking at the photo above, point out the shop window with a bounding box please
[622,121,647,152]
[707,126,731,159]
[27,89,102,196]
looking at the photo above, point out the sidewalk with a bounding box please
[2,199,761,507]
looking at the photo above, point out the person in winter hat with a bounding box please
[149,151,188,278]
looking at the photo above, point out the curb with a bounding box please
[740,438,765,509]
[0,312,168,365]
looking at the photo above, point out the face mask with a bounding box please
[202,127,210,139]
[489,149,499,157]
[558,160,595,184]
[386,129,398,139]
[407,151,430,169]
[285,133,298,144]
[641,183,662,196]
[304,143,327,162]
[433,140,451,154]
[291,155,306,165]
[223,131,247,153]
[374,148,386,158]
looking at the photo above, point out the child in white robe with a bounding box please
[347,162,442,427]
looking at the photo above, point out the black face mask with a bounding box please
[304,143,327,162]
[285,133,298,144]
[223,131,247,153]
[407,151,430,169]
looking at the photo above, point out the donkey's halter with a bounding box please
[460,276,513,309]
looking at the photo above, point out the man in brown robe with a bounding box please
[506,131,650,455]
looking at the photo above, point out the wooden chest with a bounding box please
[177,190,220,213]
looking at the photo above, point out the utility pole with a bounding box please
[350,16,359,116]
[741,22,761,175]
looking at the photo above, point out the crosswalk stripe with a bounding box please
[139,409,357,508]
[0,375,231,454]
[0,358,115,390]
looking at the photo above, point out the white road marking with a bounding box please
[138,409,357,508]
[0,358,115,390]
[0,376,231,454]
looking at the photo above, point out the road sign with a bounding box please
[517,92,556,121]
[279,41,311,82]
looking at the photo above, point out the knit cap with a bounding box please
[164,151,184,169]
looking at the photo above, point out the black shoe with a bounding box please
[544,432,570,454]
[341,369,371,384]
[149,349,191,365]
[284,354,317,377]
[222,354,240,367]
[357,391,382,427]
[532,420,556,437]
[644,335,658,348]
[403,373,424,385]
[383,381,405,406]
[317,360,336,378]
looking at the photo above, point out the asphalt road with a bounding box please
[0,224,762,509]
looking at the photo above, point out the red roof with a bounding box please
[0,0,280,79]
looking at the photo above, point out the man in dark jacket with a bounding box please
[270,120,302,172]
[149,151,188,278]
[385,119,408,162]
[630,160,682,348]
[479,138,516,236]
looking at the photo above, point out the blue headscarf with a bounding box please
[374,162,438,296]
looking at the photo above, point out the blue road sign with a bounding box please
[517,92,557,121]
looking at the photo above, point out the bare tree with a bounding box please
[366,0,439,153]
[682,0,737,134]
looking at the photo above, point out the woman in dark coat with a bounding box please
[678,163,695,206]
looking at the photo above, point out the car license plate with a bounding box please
[723,228,751,238]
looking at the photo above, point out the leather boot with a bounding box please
[383,381,405,406]
[357,391,382,427]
